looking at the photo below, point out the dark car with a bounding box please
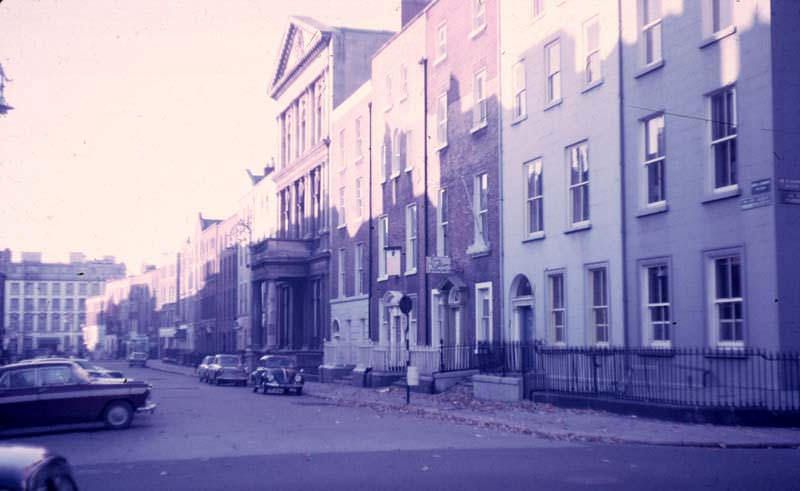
[196,355,214,383]
[128,352,148,368]
[18,358,124,380]
[0,445,79,491]
[250,355,304,395]
[0,360,156,431]
[207,355,248,386]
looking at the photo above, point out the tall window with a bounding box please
[645,265,671,345]
[436,188,448,256]
[512,61,527,119]
[355,177,363,218]
[37,282,47,295]
[299,99,307,155]
[473,69,488,128]
[525,159,544,235]
[380,143,388,182]
[385,75,392,109]
[641,0,662,66]
[315,80,325,142]
[475,283,492,343]
[567,142,590,225]
[475,173,489,245]
[545,40,561,104]
[285,113,293,165]
[11,282,20,295]
[583,17,601,85]
[355,243,365,295]
[712,255,743,345]
[400,64,408,100]
[531,0,544,18]
[355,117,363,159]
[392,130,402,176]
[338,186,346,226]
[24,282,33,295]
[378,216,388,279]
[472,0,486,31]
[643,114,666,204]
[549,273,565,344]
[710,87,737,190]
[711,0,733,33]
[405,203,418,273]
[589,267,609,345]
[437,92,448,146]
[436,23,447,60]
[338,248,346,298]
[338,128,346,166]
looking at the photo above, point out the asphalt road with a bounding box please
[3,363,800,490]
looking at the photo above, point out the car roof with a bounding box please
[1,359,79,371]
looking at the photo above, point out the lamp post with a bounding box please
[234,217,255,372]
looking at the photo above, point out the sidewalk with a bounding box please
[146,360,800,448]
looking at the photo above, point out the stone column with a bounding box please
[264,280,277,348]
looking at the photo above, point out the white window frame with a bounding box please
[548,271,566,345]
[400,64,408,101]
[338,128,346,167]
[709,0,734,35]
[525,159,544,237]
[436,22,447,63]
[405,203,418,275]
[473,173,489,249]
[642,113,666,207]
[472,0,486,34]
[567,141,590,226]
[530,0,545,19]
[355,117,363,160]
[355,243,365,295]
[587,266,609,346]
[355,177,363,218]
[512,60,527,121]
[436,188,448,257]
[337,185,346,228]
[709,86,738,192]
[377,215,388,280]
[472,69,488,131]
[583,17,602,87]
[545,39,562,106]
[641,262,671,347]
[380,143,388,182]
[640,0,663,68]
[437,92,448,147]
[706,251,744,347]
[385,75,392,111]
[337,248,346,298]
[474,281,493,343]
[391,129,402,177]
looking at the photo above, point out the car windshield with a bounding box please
[74,360,96,370]
[217,356,240,366]
[261,357,295,368]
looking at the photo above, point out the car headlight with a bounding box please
[294,374,303,383]
[266,373,275,382]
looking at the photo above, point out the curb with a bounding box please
[303,392,800,449]
[146,364,196,378]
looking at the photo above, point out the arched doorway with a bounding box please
[510,274,534,343]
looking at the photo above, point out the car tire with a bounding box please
[215,377,221,385]
[103,401,134,430]
[295,388,303,396]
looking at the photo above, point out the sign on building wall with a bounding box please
[741,178,773,210]
[778,178,800,205]
[386,247,401,277]
[426,256,452,274]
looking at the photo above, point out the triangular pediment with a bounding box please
[270,17,332,96]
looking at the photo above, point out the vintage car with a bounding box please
[196,355,215,383]
[0,445,79,491]
[18,358,124,380]
[250,355,304,395]
[0,359,156,431]
[128,352,148,368]
[206,354,248,386]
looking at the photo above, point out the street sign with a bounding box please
[777,178,800,191]
[741,194,771,210]
[751,178,771,195]
[426,256,452,274]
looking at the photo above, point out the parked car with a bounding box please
[0,359,156,431]
[196,355,214,383]
[0,445,79,491]
[128,352,148,368]
[17,358,124,380]
[206,354,248,386]
[250,355,304,395]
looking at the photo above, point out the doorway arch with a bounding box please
[509,274,535,343]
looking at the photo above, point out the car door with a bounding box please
[38,364,90,424]
[0,367,42,428]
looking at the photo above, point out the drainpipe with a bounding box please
[419,56,429,346]
[617,0,630,348]
[368,101,375,342]
[495,3,505,344]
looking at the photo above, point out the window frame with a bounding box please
[472,0,487,34]
[708,86,738,193]
[377,215,389,281]
[472,69,488,131]
[566,141,590,227]
[436,92,448,148]
[640,0,663,68]
[524,158,544,238]
[474,281,493,343]
[512,60,527,121]
[705,250,745,348]
[530,0,545,19]
[547,270,566,345]
[436,22,448,63]
[355,243,365,296]
[337,248,346,298]
[582,16,602,88]
[642,113,667,207]
[545,39,562,106]
[474,172,489,248]
[436,188,448,257]
[587,265,610,346]
[405,203,418,275]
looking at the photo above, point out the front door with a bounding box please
[38,364,89,424]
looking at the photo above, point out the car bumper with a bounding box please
[137,401,157,414]
[263,382,304,389]
[218,375,248,382]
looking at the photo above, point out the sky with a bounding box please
[0,0,399,272]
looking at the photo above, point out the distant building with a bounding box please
[1,251,125,359]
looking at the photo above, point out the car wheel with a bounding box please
[295,388,303,396]
[260,383,268,394]
[103,401,134,430]
[215,377,221,385]
[252,384,259,393]
[282,388,289,395]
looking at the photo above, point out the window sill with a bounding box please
[581,78,604,94]
[510,113,528,126]
[404,166,413,173]
[377,275,388,283]
[466,242,491,257]
[470,121,488,134]
[336,223,347,230]
[469,23,487,40]
[701,186,740,204]
[543,98,562,111]
[433,55,447,68]
[354,156,364,165]
[564,222,591,234]
[634,59,665,79]
[384,104,393,113]
[399,94,408,104]
[390,172,401,180]
[436,142,449,152]
[404,269,417,276]
[636,202,668,218]
[699,25,737,49]
[522,231,545,243]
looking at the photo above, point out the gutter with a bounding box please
[368,101,376,341]
[617,0,630,348]
[495,2,506,342]
[419,56,430,346]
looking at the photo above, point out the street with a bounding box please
[2,363,800,490]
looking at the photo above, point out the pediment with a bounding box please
[270,17,331,96]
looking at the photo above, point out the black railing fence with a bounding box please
[431,342,800,412]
